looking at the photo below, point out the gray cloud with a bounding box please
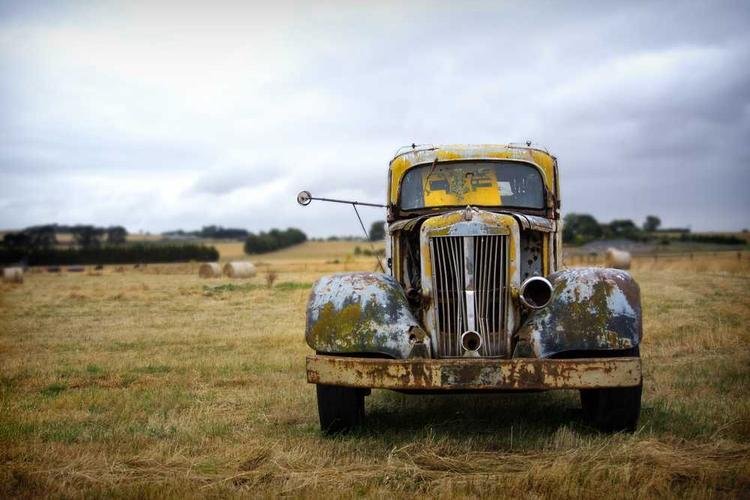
[189,162,282,195]
[1,0,749,236]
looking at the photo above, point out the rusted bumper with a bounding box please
[306,355,641,391]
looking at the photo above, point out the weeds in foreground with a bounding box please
[265,270,278,289]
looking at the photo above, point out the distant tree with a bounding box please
[368,220,385,241]
[106,226,128,245]
[679,233,744,245]
[562,213,602,244]
[643,215,661,232]
[200,225,217,238]
[24,225,58,250]
[199,225,249,239]
[605,219,642,240]
[0,243,219,266]
[244,227,307,254]
[71,225,105,249]
[2,231,31,249]
[2,226,57,251]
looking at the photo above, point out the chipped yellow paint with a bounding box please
[423,166,501,207]
[388,144,557,206]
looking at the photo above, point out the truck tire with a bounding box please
[579,346,641,432]
[580,383,642,432]
[316,384,365,434]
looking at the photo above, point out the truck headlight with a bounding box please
[520,276,553,309]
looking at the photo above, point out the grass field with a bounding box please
[213,239,385,262]
[1,243,749,497]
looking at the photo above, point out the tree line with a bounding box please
[563,214,743,245]
[0,244,218,266]
[162,225,249,240]
[244,228,308,254]
[1,224,219,265]
[2,224,129,250]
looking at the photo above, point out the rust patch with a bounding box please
[307,355,642,390]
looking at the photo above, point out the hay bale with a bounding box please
[605,248,632,270]
[223,261,257,279]
[199,262,222,278]
[2,267,24,284]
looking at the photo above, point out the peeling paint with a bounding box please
[306,273,427,358]
[521,230,543,280]
[517,268,642,358]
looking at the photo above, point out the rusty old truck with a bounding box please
[303,144,642,433]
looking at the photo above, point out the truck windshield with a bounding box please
[399,161,544,210]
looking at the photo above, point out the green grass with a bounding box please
[274,281,313,290]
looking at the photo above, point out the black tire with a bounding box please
[316,384,365,434]
[580,384,642,432]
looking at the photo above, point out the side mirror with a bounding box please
[297,190,312,206]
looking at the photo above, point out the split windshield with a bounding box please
[399,161,544,210]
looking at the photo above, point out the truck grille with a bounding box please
[430,235,509,357]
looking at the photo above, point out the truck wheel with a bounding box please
[316,384,365,434]
[580,384,642,432]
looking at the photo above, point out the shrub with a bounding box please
[679,234,745,245]
[0,243,219,266]
[244,228,307,254]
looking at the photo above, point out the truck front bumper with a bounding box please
[306,355,641,391]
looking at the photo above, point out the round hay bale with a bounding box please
[223,261,256,279]
[3,267,24,284]
[198,262,222,278]
[605,248,632,270]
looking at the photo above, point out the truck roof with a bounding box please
[388,144,558,206]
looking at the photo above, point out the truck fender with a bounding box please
[516,268,642,358]
[306,272,428,359]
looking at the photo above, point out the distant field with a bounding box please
[0,254,748,497]
[52,233,165,244]
[255,240,384,260]
[566,250,750,273]
[214,239,384,263]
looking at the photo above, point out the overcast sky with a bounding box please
[1,0,748,236]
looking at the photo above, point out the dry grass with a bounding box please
[0,251,748,498]
[213,240,385,262]
[567,250,750,274]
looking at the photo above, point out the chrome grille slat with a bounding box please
[452,237,465,354]
[476,237,486,355]
[431,234,508,358]
[493,236,500,353]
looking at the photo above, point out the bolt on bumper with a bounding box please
[306,355,641,391]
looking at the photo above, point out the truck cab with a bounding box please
[305,144,642,433]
